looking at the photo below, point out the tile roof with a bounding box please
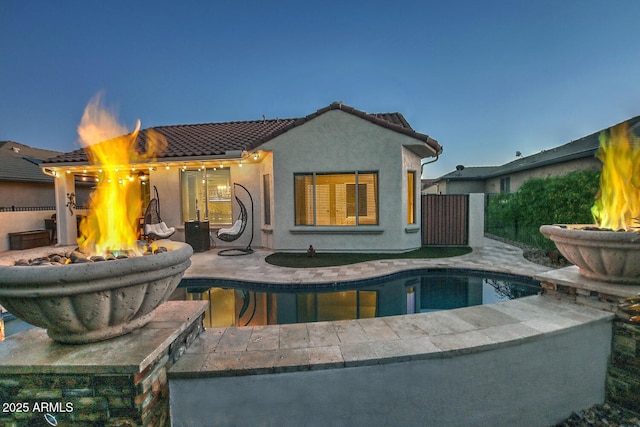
[0,141,61,183]
[42,102,441,165]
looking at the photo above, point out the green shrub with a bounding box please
[516,169,600,225]
[486,170,600,249]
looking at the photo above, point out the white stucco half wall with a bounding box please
[468,193,485,248]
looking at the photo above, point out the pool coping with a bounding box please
[169,295,614,379]
[180,267,541,292]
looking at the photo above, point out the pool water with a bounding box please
[178,269,540,328]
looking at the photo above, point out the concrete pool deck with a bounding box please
[168,238,617,426]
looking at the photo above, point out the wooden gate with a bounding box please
[421,194,469,246]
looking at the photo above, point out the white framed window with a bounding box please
[500,177,511,194]
[294,172,378,226]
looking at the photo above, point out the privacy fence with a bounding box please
[422,194,469,246]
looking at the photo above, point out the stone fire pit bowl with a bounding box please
[540,224,640,285]
[0,240,193,344]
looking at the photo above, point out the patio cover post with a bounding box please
[54,172,78,246]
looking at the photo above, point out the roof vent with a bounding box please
[455,164,465,171]
[11,146,20,153]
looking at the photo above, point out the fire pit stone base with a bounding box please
[0,300,208,426]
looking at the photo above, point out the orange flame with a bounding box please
[77,94,167,256]
[591,121,640,231]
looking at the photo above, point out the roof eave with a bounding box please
[40,151,246,169]
[404,142,439,159]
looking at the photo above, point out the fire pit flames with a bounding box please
[77,94,167,257]
[591,121,640,232]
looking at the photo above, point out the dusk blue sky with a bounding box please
[2,1,640,178]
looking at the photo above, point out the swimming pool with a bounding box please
[178,269,540,328]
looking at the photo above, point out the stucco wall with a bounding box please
[468,193,485,247]
[0,182,56,207]
[0,210,55,251]
[150,167,186,242]
[1,181,94,210]
[170,318,611,427]
[258,152,275,249]
[485,157,601,194]
[443,180,485,195]
[400,146,423,250]
[259,110,427,252]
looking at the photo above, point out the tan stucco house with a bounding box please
[424,114,640,195]
[41,102,442,253]
[0,141,61,209]
[0,142,94,251]
[0,141,61,251]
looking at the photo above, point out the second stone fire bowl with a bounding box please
[540,224,640,285]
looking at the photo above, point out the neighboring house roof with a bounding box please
[436,166,498,182]
[42,102,441,165]
[434,113,640,182]
[0,141,61,183]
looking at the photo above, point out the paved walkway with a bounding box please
[184,237,553,284]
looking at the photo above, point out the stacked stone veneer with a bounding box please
[539,270,640,414]
[0,301,207,427]
[608,320,640,413]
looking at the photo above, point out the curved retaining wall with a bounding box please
[169,295,613,427]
